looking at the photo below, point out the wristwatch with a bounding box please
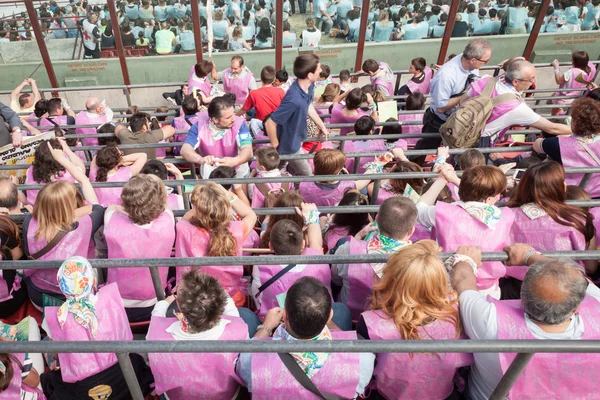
[255,324,273,336]
[12,128,21,134]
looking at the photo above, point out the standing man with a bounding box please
[212,56,257,104]
[411,39,492,165]
[264,54,329,176]
[9,79,41,114]
[79,11,101,59]
[75,97,114,147]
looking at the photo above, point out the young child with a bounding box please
[273,69,292,92]
[325,190,371,251]
[314,64,332,89]
[140,159,185,211]
[550,51,596,115]
[397,92,426,147]
[339,69,352,92]
[248,147,294,209]
[136,31,149,47]
[228,26,252,51]
[252,203,331,319]
[171,96,201,155]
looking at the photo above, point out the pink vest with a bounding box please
[38,115,68,133]
[194,113,244,160]
[75,111,109,147]
[175,219,245,296]
[362,309,473,400]
[557,62,597,97]
[25,215,92,293]
[411,223,434,242]
[167,193,183,211]
[330,103,370,136]
[298,180,356,207]
[172,114,200,144]
[492,296,600,399]
[346,238,379,320]
[90,165,132,207]
[0,353,45,400]
[591,207,600,238]
[187,65,213,97]
[222,68,254,103]
[104,210,174,301]
[251,330,361,400]
[315,101,332,123]
[469,76,521,142]
[25,166,76,206]
[147,315,247,400]
[251,179,295,209]
[559,136,600,198]
[325,226,349,251]
[44,283,133,383]
[371,62,394,96]
[397,112,424,146]
[405,66,433,95]
[435,202,514,291]
[256,253,331,319]
[344,139,387,174]
[0,269,21,303]
[27,113,38,128]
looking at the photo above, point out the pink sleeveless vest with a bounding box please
[411,223,433,242]
[559,136,600,198]
[298,180,356,207]
[591,207,600,238]
[172,114,200,144]
[75,111,109,147]
[27,113,38,128]
[45,283,133,383]
[469,76,521,142]
[256,259,332,319]
[194,113,244,160]
[557,62,597,97]
[167,193,183,211]
[344,139,387,174]
[362,309,473,400]
[187,65,213,97]
[492,296,600,399]
[397,112,424,146]
[330,103,370,136]
[372,62,394,96]
[315,101,332,123]
[175,219,245,297]
[222,68,254,103]
[405,66,433,95]
[435,202,514,291]
[90,165,132,207]
[25,166,76,206]
[346,237,379,320]
[251,330,361,400]
[251,180,295,209]
[104,210,174,301]
[147,315,247,400]
[0,353,45,400]
[0,269,21,303]
[25,215,92,293]
[325,226,349,251]
[38,115,68,133]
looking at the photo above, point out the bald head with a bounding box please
[521,259,588,325]
[86,97,100,113]
[0,179,19,211]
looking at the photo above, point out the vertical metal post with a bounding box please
[116,353,145,400]
[190,0,204,63]
[436,0,460,65]
[489,353,534,400]
[354,0,371,73]
[275,0,283,70]
[352,156,360,174]
[123,87,133,107]
[24,0,60,89]
[522,0,551,60]
[107,0,131,86]
[149,266,166,301]
[579,173,591,189]
[370,179,381,205]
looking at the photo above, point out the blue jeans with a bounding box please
[297,0,307,13]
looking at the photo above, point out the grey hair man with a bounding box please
[451,243,600,400]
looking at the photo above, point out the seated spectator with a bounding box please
[155,21,175,54]
[373,10,394,42]
[273,69,293,92]
[431,12,448,37]
[314,64,332,89]
[147,271,248,399]
[506,0,529,33]
[313,83,339,125]
[9,78,41,114]
[212,56,256,104]
[175,182,257,306]
[37,98,76,134]
[330,88,379,136]
[101,23,115,48]
[397,92,426,146]
[177,21,195,51]
[254,17,273,48]
[236,277,374,398]
[397,57,433,95]
[451,13,469,37]
[171,96,201,152]
[120,24,136,47]
[212,9,229,48]
[0,178,29,217]
[402,13,430,40]
[281,21,297,46]
[162,84,188,106]
[115,112,176,159]
[242,17,255,41]
[332,196,417,318]
[452,244,600,399]
[42,256,153,398]
[324,190,370,251]
[368,148,426,205]
[140,159,185,211]
[248,147,294,209]
[338,69,352,92]
[549,51,596,115]
[75,97,114,147]
[228,26,252,51]
[301,17,321,47]
[237,66,286,124]
[188,60,215,104]
[362,58,395,97]
[534,97,600,197]
[0,215,28,317]
[136,31,149,47]
[259,191,304,247]
[360,240,473,399]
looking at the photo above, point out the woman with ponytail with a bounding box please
[176,182,257,306]
[508,161,597,276]
[90,145,147,207]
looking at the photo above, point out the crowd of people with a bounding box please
[0,38,599,399]
[0,0,598,54]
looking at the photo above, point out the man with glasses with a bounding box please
[461,59,571,146]
[411,39,492,165]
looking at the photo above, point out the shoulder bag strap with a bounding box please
[491,92,519,106]
[184,118,194,127]
[481,77,498,98]
[255,264,296,297]
[580,141,600,166]
[277,353,343,400]
[46,117,65,135]
[28,229,69,260]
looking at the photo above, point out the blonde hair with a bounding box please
[371,240,461,341]
[190,182,238,256]
[214,9,223,20]
[232,26,243,39]
[33,180,78,242]
[318,83,341,103]
[121,174,166,225]
[372,90,386,103]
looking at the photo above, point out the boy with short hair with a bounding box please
[248,147,294,208]
[273,69,292,92]
[315,64,332,89]
[339,68,352,92]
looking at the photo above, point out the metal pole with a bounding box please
[149,266,166,301]
[370,179,381,205]
[275,0,283,70]
[579,173,591,189]
[190,0,204,63]
[436,0,460,65]
[107,0,131,86]
[123,87,133,107]
[352,156,360,174]
[489,353,535,400]
[24,0,60,89]
[116,353,145,400]
[354,0,371,73]
[522,0,551,60]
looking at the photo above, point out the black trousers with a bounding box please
[410,107,446,166]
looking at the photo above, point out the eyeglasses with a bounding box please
[516,76,536,83]
[475,57,490,64]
